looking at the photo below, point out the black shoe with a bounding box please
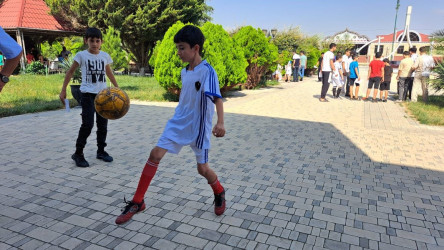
[383,99,387,102]
[72,153,89,167]
[97,151,113,162]
[214,189,226,216]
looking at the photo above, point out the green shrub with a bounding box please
[432,61,444,91]
[102,27,129,71]
[25,61,46,74]
[154,21,187,95]
[233,26,278,89]
[59,55,81,83]
[201,22,248,89]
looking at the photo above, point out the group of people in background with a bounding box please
[275,50,307,82]
[25,46,71,66]
[318,42,435,103]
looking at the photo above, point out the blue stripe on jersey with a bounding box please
[196,91,207,149]
[204,63,222,99]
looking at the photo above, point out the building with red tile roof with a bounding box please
[0,0,79,69]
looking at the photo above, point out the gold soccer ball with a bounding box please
[94,87,130,120]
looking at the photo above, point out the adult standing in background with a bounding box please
[407,47,418,100]
[411,47,435,102]
[320,43,336,102]
[342,49,352,97]
[0,26,23,92]
[299,51,307,81]
[292,50,300,82]
[61,46,72,60]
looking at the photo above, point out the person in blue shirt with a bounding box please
[348,54,361,100]
[0,26,23,93]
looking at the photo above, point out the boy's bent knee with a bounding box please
[197,163,209,176]
[149,147,167,163]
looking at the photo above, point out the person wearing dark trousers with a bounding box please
[342,49,351,97]
[320,43,337,102]
[292,51,300,82]
[407,47,417,100]
[317,53,324,82]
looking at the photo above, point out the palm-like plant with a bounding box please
[431,30,444,91]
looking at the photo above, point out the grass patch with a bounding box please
[405,96,444,126]
[0,74,171,117]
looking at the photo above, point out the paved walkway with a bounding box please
[1,74,444,250]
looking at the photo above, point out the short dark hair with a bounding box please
[85,28,102,40]
[403,51,410,56]
[383,58,390,63]
[345,48,351,52]
[409,47,417,53]
[300,51,305,54]
[375,52,382,58]
[419,47,427,53]
[174,25,205,55]
[329,43,336,49]
[352,54,359,60]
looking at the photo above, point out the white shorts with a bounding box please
[331,77,344,88]
[157,135,209,164]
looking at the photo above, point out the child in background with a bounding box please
[349,54,361,100]
[380,58,393,102]
[59,28,119,168]
[331,54,344,98]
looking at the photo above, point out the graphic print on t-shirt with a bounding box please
[86,59,106,84]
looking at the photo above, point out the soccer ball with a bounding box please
[94,87,130,120]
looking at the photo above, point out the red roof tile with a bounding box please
[377,30,429,43]
[0,0,67,31]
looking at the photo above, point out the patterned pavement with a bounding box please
[1,74,444,250]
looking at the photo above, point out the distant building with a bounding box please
[325,29,432,63]
[371,30,430,61]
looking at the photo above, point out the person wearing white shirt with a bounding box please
[411,47,435,102]
[342,49,352,97]
[320,43,337,102]
[407,47,418,100]
[332,55,344,98]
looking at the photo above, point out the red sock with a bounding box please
[209,178,224,194]
[132,159,158,203]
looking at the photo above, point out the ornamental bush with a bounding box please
[232,26,278,89]
[154,21,187,95]
[102,26,129,71]
[154,21,248,95]
[201,22,247,89]
[25,61,46,75]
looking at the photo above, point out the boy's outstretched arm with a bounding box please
[106,65,119,88]
[212,97,225,137]
[59,61,79,104]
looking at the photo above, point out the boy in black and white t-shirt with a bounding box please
[60,28,119,168]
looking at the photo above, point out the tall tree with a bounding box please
[45,0,212,73]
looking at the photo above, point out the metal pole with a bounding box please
[391,0,400,60]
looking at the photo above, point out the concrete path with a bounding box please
[1,74,444,250]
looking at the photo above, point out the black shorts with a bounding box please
[368,77,382,89]
[349,78,360,86]
[380,81,390,91]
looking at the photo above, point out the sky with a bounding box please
[207,0,444,39]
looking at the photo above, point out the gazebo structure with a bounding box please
[0,0,80,70]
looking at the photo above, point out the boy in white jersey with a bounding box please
[60,28,119,168]
[115,25,226,225]
[331,55,344,98]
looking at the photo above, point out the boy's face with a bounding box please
[176,42,199,63]
[85,37,103,54]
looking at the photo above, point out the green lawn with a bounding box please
[0,74,170,117]
[405,96,444,126]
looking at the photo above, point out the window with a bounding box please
[374,45,384,54]
[397,45,405,54]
